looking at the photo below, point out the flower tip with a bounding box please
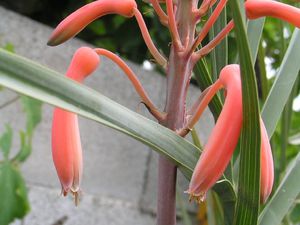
[67,47,100,81]
[47,34,64,46]
[185,190,206,204]
[47,0,138,46]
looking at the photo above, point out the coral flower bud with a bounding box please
[48,0,137,46]
[52,47,99,203]
[186,64,274,204]
[187,65,243,202]
[245,0,300,28]
[260,119,274,203]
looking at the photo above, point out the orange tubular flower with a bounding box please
[187,65,243,202]
[186,65,274,203]
[260,119,274,203]
[52,47,99,204]
[245,0,300,28]
[48,0,137,46]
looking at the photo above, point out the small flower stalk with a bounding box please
[52,47,99,204]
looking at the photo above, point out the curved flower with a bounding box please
[186,65,274,203]
[260,118,274,203]
[187,65,243,202]
[52,47,99,204]
[48,0,137,46]
[245,0,300,28]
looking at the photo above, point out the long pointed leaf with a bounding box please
[247,19,265,62]
[229,0,261,223]
[261,29,300,138]
[194,58,223,121]
[210,6,228,80]
[0,49,237,222]
[0,49,198,178]
[258,153,300,225]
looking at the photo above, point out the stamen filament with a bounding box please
[133,8,167,67]
[94,48,164,121]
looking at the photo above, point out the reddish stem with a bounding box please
[190,0,228,53]
[133,8,167,66]
[149,0,169,25]
[166,0,183,49]
[178,80,222,136]
[194,0,218,19]
[193,20,234,60]
[157,1,199,225]
[94,48,165,121]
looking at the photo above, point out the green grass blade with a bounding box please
[258,153,300,225]
[229,0,261,223]
[0,49,198,178]
[261,29,300,138]
[210,6,228,80]
[247,19,265,62]
[194,58,223,121]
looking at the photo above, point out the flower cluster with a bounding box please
[48,0,300,205]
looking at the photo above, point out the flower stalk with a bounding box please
[52,47,100,205]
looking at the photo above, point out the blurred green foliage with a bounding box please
[0,45,42,225]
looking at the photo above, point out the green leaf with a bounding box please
[262,29,300,138]
[229,0,261,223]
[206,191,225,225]
[0,48,199,178]
[258,153,300,225]
[0,161,30,225]
[194,58,223,121]
[2,43,15,53]
[209,6,228,80]
[20,96,42,136]
[0,49,237,222]
[213,180,236,225]
[247,19,265,62]
[0,125,13,159]
[13,131,31,163]
[289,202,300,223]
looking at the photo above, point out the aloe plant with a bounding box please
[1,0,300,224]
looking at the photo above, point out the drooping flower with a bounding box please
[187,65,243,202]
[48,0,137,46]
[245,0,300,28]
[52,47,99,204]
[260,118,274,203]
[186,65,274,203]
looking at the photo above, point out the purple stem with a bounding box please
[156,1,198,224]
